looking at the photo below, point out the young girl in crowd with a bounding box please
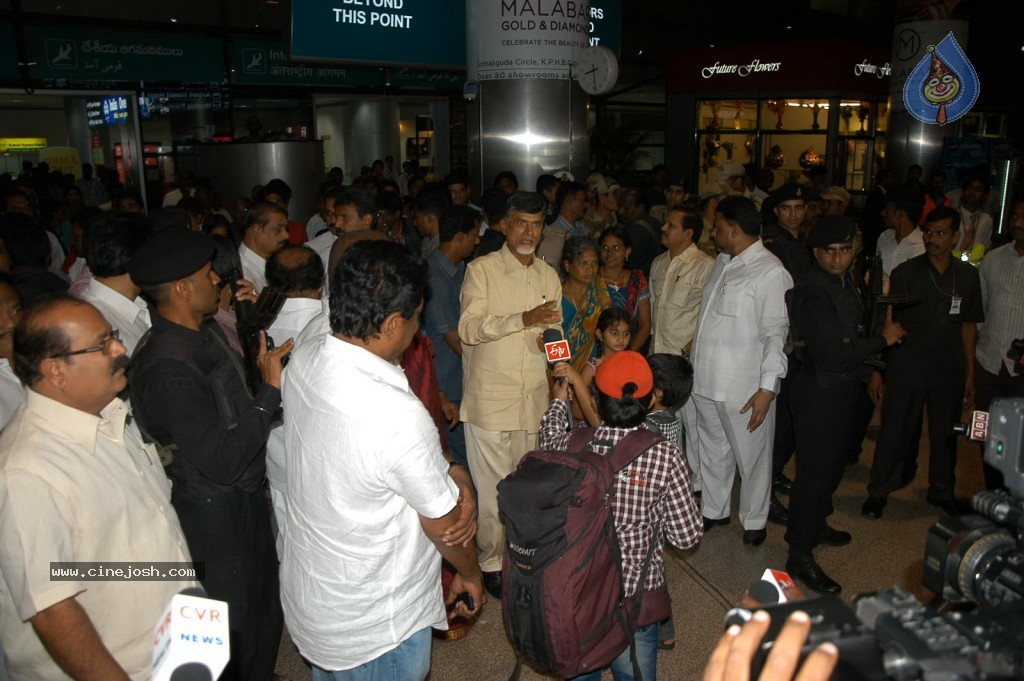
[554,307,633,427]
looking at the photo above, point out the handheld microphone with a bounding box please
[152,587,230,681]
[542,328,572,384]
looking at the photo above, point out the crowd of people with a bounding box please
[0,154,1020,681]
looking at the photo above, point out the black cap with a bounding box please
[887,186,925,207]
[128,229,216,286]
[806,216,857,248]
[148,207,191,235]
[771,183,806,204]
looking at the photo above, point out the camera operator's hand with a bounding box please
[256,330,293,390]
[702,610,838,681]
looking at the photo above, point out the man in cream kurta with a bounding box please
[649,206,714,494]
[0,297,194,680]
[459,192,562,594]
[691,197,792,543]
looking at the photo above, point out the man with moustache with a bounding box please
[0,296,194,680]
[238,201,290,293]
[459,191,562,600]
[862,207,983,520]
[129,229,293,681]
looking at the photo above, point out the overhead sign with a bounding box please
[669,39,891,96]
[30,27,225,82]
[231,39,379,87]
[466,0,590,81]
[0,138,48,153]
[588,0,621,57]
[290,0,466,69]
[1,24,20,80]
[39,147,82,177]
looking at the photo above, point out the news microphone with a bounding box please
[748,579,781,606]
[152,587,230,681]
[542,329,572,384]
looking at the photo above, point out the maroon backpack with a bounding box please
[497,427,664,680]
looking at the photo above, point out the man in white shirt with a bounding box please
[649,206,714,491]
[263,245,325,554]
[0,296,195,680]
[281,240,483,679]
[306,189,375,277]
[875,187,926,277]
[238,201,290,293]
[955,174,994,254]
[691,196,793,546]
[975,199,1024,489]
[74,217,151,355]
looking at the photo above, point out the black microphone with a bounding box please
[748,579,782,606]
[542,328,571,385]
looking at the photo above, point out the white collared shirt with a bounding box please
[0,359,25,431]
[238,243,268,292]
[0,393,193,680]
[280,335,458,671]
[649,244,715,355]
[76,279,152,355]
[692,239,792,403]
[977,243,1024,375]
[876,227,925,276]
[956,206,994,250]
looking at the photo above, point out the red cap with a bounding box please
[594,351,654,399]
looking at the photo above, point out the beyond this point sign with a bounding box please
[291,0,466,69]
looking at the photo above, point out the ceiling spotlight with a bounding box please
[638,49,644,56]
[170,17,177,22]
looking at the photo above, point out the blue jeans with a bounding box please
[572,622,660,681]
[312,628,431,681]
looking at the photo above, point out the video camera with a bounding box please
[222,268,287,394]
[738,398,1024,680]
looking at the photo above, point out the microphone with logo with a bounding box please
[152,587,230,681]
[542,328,574,429]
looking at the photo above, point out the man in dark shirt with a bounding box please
[785,217,906,594]
[863,206,984,519]
[128,229,293,681]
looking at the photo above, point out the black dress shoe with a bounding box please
[786,554,842,594]
[773,473,793,496]
[814,526,852,547]
[861,496,887,519]
[482,570,503,600]
[702,516,731,532]
[927,496,971,516]
[742,529,767,546]
[768,496,788,525]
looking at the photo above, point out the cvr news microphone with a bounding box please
[152,587,230,681]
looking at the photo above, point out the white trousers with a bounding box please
[693,393,775,530]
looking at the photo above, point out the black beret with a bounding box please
[806,216,857,248]
[128,229,216,286]
[801,185,823,202]
[887,186,925,207]
[771,183,807,204]
[148,208,191,235]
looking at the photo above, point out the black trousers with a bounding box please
[974,359,1024,490]
[867,381,964,501]
[772,364,799,477]
[785,373,861,555]
[174,488,283,681]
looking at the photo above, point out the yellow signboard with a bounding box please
[39,147,83,178]
[0,138,48,153]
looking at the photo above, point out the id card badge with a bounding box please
[950,296,962,315]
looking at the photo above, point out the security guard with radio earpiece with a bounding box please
[783,216,907,595]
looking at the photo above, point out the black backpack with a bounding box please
[497,427,665,680]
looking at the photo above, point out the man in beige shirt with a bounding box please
[0,296,195,680]
[459,191,562,599]
[649,206,715,494]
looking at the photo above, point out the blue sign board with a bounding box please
[290,0,466,69]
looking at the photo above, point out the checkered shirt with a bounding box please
[538,399,703,597]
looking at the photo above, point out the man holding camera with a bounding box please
[129,229,293,681]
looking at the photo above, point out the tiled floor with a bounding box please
[273,420,990,680]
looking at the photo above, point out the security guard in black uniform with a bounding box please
[128,229,294,681]
[784,216,906,594]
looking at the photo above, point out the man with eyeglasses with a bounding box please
[458,191,562,601]
[862,206,983,521]
[0,295,196,680]
[128,229,293,681]
[784,217,906,594]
